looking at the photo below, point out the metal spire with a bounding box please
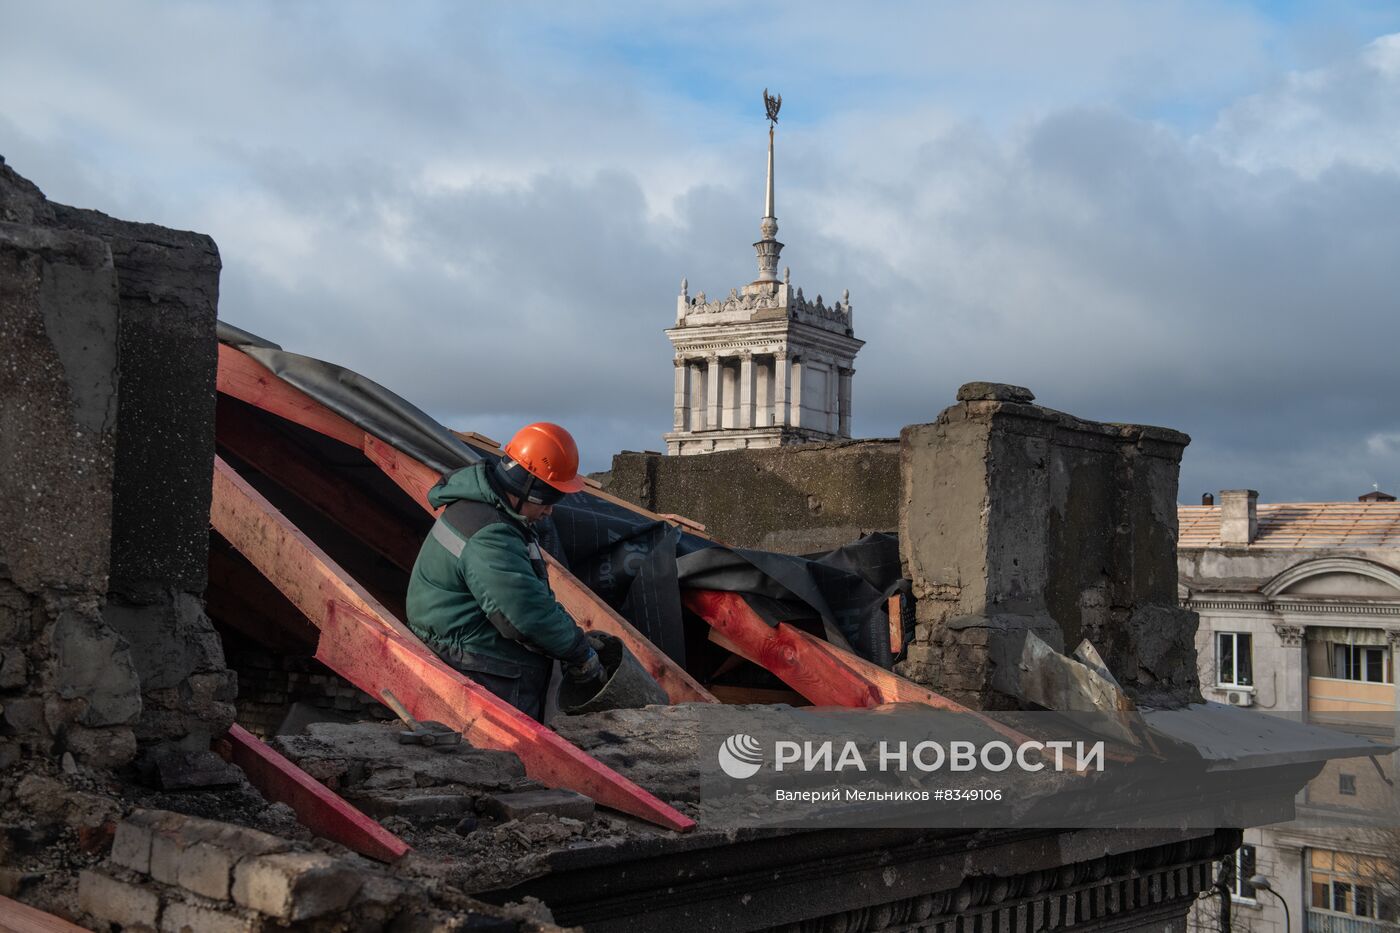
[754,89,784,283]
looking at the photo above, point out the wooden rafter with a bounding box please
[218,724,410,862]
[217,344,713,706]
[216,397,422,572]
[319,601,694,831]
[209,456,693,831]
[685,590,1042,748]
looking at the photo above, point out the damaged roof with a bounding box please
[1179,501,1400,549]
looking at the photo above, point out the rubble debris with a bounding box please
[480,790,595,824]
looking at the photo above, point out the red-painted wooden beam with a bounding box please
[218,724,410,862]
[210,458,693,831]
[216,343,363,448]
[319,600,695,832]
[211,456,420,644]
[688,589,964,715]
[216,397,423,572]
[219,345,714,706]
[684,590,1046,749]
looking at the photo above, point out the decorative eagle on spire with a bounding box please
[763,88,781,126]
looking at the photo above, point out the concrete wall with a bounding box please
[0,156,233,767]
[897,382,1202,708]
[606,439,899,554]
[0,159,141,766]
[49,198,236,756]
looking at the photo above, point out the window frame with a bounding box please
[1229,844,1257,902]
[1217,631,1254,688]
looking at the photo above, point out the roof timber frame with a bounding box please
[210,455,694,832]
[215,342,714,707]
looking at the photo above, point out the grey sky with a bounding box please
[5,2,1400,502]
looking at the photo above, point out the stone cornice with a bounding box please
[1183,597,1400,617]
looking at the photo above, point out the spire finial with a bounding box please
[754,89,784,283]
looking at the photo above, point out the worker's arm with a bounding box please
[460,524,592,662]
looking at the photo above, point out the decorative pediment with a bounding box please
[1261,557,1400,599]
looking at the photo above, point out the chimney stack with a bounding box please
[1201,493,1214,506]
[1219,489,1258,545]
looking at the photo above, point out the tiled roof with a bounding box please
[1178,502,1400,549]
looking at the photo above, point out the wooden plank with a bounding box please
[687,589,1046,750]
[692,590,970,712]
[319,601,695,832]
[888,594,903,655]
[207,544,319,651]
[685,590,882,708]
[216,398,423,572]
[211,455,420,645]
[0,896,88,933]
[547,556,716,705]
[216,343,362,448]
[361,434,442,509]
[219,724,410,863]
[708,685,810,706]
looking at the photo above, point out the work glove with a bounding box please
[563,645,606,686]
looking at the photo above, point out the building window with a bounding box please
[1217,632,1253,687]
[1339,773,1357,796]
[1332,643,1391,683]
[1230,844,1256,900]
[1310,848,1397,921]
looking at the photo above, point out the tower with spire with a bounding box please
[664,91,864,455]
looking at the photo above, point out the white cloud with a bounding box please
[7,2,1400,494]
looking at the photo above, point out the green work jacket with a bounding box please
[405,464,586,668]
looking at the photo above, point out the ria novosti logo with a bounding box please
[715,735,1105,779]
[718,733,764,779]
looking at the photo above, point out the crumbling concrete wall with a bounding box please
[897,382,1202,709]
[0,163,141,768]
[48,198,236,757]
[0,156,233,768]
[606,439,899,553]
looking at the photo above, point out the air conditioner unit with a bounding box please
[1225,690,1254,707]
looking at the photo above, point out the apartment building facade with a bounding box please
[1180,489,1400,933]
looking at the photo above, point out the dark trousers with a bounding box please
[437,646,551,722]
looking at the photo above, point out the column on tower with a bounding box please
[790,355,804,429]
[705,354,721,431]
[721,357,738,428]
[689,360,706,430]
[738,352,755,429]
[773,351,789,427]
[673,357,688,431]
[838,367,853,437]
[823,356,838,434]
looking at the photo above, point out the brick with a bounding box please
[480,789,595,822]
[112,809,183,875]
[79,869,162,930]
[146,811,288,889]
[358,793,474,822]
[231,852,361,921]
[160,900,261,933]
[177,840,238,900]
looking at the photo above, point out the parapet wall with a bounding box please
[897,383,1202,708]
[606,439,899,554]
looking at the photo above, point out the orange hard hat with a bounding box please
[503,422,586,495]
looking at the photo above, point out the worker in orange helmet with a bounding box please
[405,422,604,721]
